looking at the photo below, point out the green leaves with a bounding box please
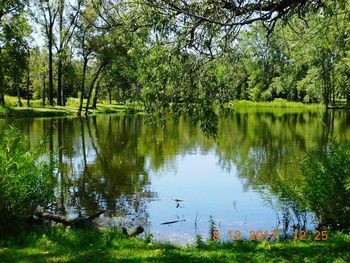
[299,141,350,229]
[0,126,56,225]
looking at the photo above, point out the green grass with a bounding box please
[0,227,349,262]
[1,96,341,118]
[225,99,326,115]
[0,96,143,118]
[227,99,324,109]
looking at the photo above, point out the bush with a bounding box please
[0,126,56,225]
[300,141,350,229]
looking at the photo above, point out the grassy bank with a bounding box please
[225,99,329,116]
[0,227,349,262]
[2,96,346,118]
[0,97,143,118]
[227,99,325,109]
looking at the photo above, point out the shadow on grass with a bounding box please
[0,106,71,118]
[0,227,349,262]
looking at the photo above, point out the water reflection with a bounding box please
[1,109,349,242]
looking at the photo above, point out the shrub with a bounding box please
[300,141,350,229]
[0,126,56,225]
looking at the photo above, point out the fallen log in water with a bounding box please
[34,210,106,228]
[35,210,144,237]
[126,226,144,237]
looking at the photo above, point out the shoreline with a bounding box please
[0,104,143,118]
[1,99,349,119]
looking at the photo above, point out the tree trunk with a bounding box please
[48,24,54,106]
[57,0,64,106]
[35,210,106,228]
[84,64,104,115]
[57,58,63,106]
[16,82,22,107]
[42,74,46,106]
[126,226,144,237]
[331,70,335,106]
[0,47,5,107]
[78,57,88,116]
[26,49,31,107]
[108,88,112,104]
[63,83,66,106]
[321,62,330,109]
[92,82,100,109]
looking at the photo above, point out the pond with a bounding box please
[1,108,350,244]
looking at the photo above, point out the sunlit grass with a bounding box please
[225,99,326,116]
[0,96,142,117]
[0,227,349,262]
[228,99,324,109]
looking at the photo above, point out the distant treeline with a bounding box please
[0,0,349,114]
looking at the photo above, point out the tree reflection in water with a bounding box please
[2,107,350,234]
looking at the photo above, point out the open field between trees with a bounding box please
[0,96,142,118]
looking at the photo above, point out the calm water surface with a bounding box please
[1,109,350,243]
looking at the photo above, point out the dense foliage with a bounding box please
[271,140,350,230]
[0,0,349,112]
[0,126,56,226]
[299,142,350,229]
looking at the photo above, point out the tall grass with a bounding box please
[0,126,56,232]
[299,141,350,229]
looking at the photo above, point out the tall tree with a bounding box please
[75,3,96,116]
[37,0,59,106]
[0,0,27,106]
[56,0,81,106]
[57,0,64,106]
[2,9,30,107]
